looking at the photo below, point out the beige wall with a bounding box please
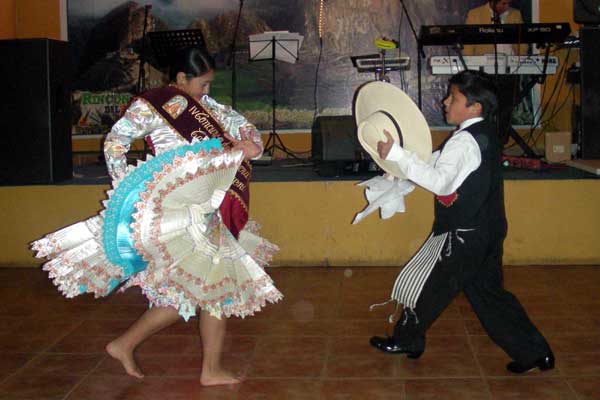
[0,0,61,40]
[0,0,16,39]
[2,179,600,268]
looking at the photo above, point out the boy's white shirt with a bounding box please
[353,117,484,224]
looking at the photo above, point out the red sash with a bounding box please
[139,86,251,239]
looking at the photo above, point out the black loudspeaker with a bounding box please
[580,27,600,159]
[311,116,359,162]
[574,0,600,24]
[0,39,72,185]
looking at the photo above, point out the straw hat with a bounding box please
[354,81,432,178]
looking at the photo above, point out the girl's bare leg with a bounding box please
[106,306,181,379]
[199,310,240,386]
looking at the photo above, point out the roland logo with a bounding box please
[478,27,500,34]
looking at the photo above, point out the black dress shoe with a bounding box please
[506,351,555,374]
[369,336,424,359]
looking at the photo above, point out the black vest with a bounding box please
[432,120,507,237]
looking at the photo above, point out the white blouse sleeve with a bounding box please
[103,99,157,181]
[385,130,481,196]
[201,96,264,160]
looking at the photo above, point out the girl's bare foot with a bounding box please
[200,368,241,386]
[106,340,144,379]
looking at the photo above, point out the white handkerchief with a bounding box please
[353,175,415,224]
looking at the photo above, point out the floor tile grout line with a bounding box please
[318,275,344,386]
[319,334,332,384]
[241,330,260,382]
[0,317,85,389]
[564,378,584,400]
[61,353,108,400]
[466,330,494,400]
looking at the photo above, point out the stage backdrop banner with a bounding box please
[72,91,134,135]
[67,0,533,131]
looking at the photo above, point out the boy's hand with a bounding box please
[377,129,394,160]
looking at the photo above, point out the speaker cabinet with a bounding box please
[0,39,72,185]
[311,115,359,162]
[580,27,600,159]
[574,0,600,24]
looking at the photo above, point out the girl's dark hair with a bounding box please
[448,70,498,120]
[168,47,215,82]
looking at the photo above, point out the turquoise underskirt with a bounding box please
[97,138,223,294]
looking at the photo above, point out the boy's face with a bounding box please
[443,85,482,126]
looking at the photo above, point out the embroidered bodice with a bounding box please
[104,94,263,181]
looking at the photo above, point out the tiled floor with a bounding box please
[0,266,599,400]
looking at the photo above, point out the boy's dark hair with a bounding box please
[168,47,215,82]
[448,70,498,120]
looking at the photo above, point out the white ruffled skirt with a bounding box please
[31,139,282,320]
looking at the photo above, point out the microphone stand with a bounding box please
[137,4,151,158]
[491,0,503,149]
[229,0,244,109]
[491,0,501,76]
[398,0,424,59]
[136,5,151,94]
[490,1,537,157]
[398,0,425,109]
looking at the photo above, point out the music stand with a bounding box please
[148,29,207,68]
[249,31,303,160]
[351,52,410,81]
[142,30,206,156]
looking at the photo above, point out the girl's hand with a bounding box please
[224,133,261,160]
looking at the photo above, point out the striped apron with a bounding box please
[372,229,473,323]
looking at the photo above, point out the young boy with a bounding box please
[371,70,554,374]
